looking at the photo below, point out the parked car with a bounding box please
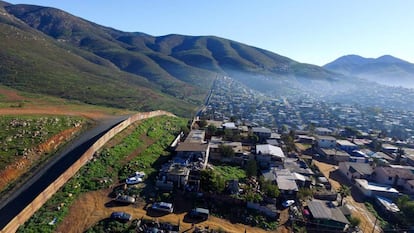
[126,176,143,185]
[110,211,132,222]
[282,200,295,208]
[131,171,145,178]
[114,195,135,204]
[151,202,174,213]
[189,207,209,220]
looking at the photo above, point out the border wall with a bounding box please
[1,110,174,233]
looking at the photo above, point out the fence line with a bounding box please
[1,110,174,233]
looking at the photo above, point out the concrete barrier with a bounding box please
[1,110,174,233]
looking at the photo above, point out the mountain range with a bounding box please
[0,1,414,115]
[324,55,414,88]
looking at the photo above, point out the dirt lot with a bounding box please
[313,160,382,233]
[56,189,284,233]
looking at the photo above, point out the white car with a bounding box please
[132,171,145,178]
[282,200,295,208]
[125,176,143,185]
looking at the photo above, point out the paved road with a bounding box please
[0,115,129,230]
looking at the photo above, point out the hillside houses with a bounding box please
[255,144,285,168]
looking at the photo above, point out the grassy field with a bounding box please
[17,116,187,233]
[213,165,247,181]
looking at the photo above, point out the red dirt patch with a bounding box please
[0,88,26,101]
[0,107,115,121]
[0,125,83,191]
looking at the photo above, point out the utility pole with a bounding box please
[371,216,378,233]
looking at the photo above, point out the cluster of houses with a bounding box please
[154,124,339,230]
[152,118,414,231]
[202,76,414,145]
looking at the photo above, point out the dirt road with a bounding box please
[313,160,382,233]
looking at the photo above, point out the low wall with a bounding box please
[1,110,174,233]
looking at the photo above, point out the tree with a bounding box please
[297,188,313,201]
[259,177,280,198]
[245,159,258,177]
[206,124,217,136]
[200,169,225,193]
[281,130,296,152]
[223,129,233,141]
[219,144,235,158]
[248,133,259,144]
[348,216,361,228]
[198,119,208,128]
[338,185,351,206]
[371,139,382,152]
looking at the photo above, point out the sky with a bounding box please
[5,0,414,65]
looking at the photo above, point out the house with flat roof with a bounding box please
[373,166,414,187]
[175,142,209,169]
[319,148,350,164]
[159,163,190,189]
[209,138,245,163]
[275,169,298,198]
[336,140,359,153]
[252,127,272,140]
[315,127,333,136]
[316,135,337,149]
[354,179,399,199]
[255,144,285,168]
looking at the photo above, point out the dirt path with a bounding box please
[0,88,25,101]
[0,86,131,121]
[0,107,116,121]
[313,160,382,233]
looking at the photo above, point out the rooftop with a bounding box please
[336,139,357,147]
[375,166,414,180]
[256,144,285,158]
[355,179,399,193]
[185,130,205,143]
[275,169,298,191]
[252,127,271,134]
[307,199,349,224]
[175,142,209,152]
[341,162,373,175]
[316,135,337,141]
[376,196,400,213]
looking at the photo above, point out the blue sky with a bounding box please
[5,0,414,65]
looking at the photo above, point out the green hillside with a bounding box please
[0,3,196,116]
[0,1,346,115]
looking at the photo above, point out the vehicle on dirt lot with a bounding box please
[114,195,135,204]
[189,207,209,220]
[282,200,295,208]
[126,176,143,185]
[151,202,174,213]
[110,211,132,222]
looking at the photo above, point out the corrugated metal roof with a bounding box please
[307,200,349,224]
